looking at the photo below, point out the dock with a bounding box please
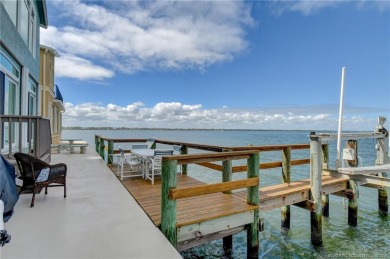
[116,173,348,227]
[97,126,389,257]
[111,167,348,251]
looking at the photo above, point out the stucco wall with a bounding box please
[0,3,41,82]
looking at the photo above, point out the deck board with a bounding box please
[234,175,348,211]
[109,165,348,226]
[118,172,257,227]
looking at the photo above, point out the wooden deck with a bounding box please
[236,175,348,212]
[119,174,257,227]
[109,165,348,227]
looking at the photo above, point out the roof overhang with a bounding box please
[36,0,48,29]
[40,45,60,57]
[53,99,66,113]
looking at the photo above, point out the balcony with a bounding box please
[0,115,52,162]
[54,85,65,112]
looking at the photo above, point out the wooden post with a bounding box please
[222,149,233,194]
[161,158,178,247]
[107,140,114,164]
[347,140,359,227]
[348,180,359,227]
[222,149,233,254]
[379,189,388,215]
[247,152,259,258]
[95,135,100,153]
[223,235,233,256]
[376,134,389,215]
[321,144,329,217]
[309,133,322,246]
[182,145,188,175]
[99,137,105,159]
[281,147,291,231]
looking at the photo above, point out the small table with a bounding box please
[61,139,82,154]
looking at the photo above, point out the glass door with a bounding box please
[3,76,20,149]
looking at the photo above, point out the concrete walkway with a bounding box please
[2,148,181,259]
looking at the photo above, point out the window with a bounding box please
[4,77,18,115]
[50,104,55,134]
[2,0,37,57]
[0,50,21,116]
[0,52,20,79]
[27,77,37,115]
[1,48,21,149]
[20,0,29,45]
[2,0,18,26]
[28,5,36,56]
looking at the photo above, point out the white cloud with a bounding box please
[55,54,114,80]
[270,0,390,16]
[41,0,253,80]
[62,101,382,130]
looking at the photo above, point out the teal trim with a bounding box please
[35,0,48,28]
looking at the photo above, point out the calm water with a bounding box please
[63,129,389,258]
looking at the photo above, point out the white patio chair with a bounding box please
[145,150,174,184]
[107,147,127,176]
[115,147,142,180]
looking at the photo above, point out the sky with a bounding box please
[40,0,390,130]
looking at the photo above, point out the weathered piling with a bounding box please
[247,152,260,258]
[99,137,105,158]
[347,140,359,227]
[161,159,178,247]
[309,133,323,246]
[281,147,291,231]
[375,132,389,215]
[322,144,330,217]
[348,180,359,227]
[95,135,100,153]
[378,189,388,215]
[222,149,233,254]
[107,140,114,164]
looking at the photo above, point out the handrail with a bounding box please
[169,177,259,200]
[163,150,258,164]
[95,134,312,173]
[156,139,227,152]
[230,144,310,151]
[196,158,311,173]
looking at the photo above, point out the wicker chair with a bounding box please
[13,152,67,207]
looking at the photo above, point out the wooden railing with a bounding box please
[95,135,312,175]
[160,150,260,250]
[0,115,51,162]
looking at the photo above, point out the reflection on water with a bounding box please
[63,129,389,258]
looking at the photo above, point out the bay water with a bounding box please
[63,129,389,258]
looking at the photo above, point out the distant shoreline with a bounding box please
[62,127,336,132]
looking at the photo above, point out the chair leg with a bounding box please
[31,191,35,208]
[64,180,67,198]
[45,186,48,195]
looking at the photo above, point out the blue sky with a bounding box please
[41,0,390,130]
